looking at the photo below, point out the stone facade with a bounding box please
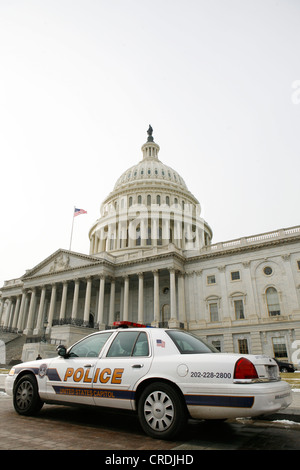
[1,129,300,364]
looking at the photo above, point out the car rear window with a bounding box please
[166,330,218,354]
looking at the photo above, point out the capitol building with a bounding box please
[1,127,300,364]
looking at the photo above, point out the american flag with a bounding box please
[74,208,87,217]
[156,339,165,348]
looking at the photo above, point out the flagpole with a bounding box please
[69,206,75,251]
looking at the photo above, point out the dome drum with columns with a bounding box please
[1,126,300,365]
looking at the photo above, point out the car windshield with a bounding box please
[166,330,218,354]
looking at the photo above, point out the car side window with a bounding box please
[132,332,149,356]
[68,332,113,358]
[107,331,149,357]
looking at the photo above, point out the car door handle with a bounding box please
[84,364,94,368]
[132,364,144,369]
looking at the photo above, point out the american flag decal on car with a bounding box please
[156,339,165,347]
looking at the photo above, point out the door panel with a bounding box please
[46,331,113,404]
[91,330,153,409]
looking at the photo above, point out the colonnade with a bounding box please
[90,215,206,255]
[0,268,186,337]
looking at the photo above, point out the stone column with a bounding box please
[242,261,257,321]
[0,299,5,326]
[3,299,11,329]
[138,273,144,324]
[109,279,115,325]
[12,295,21,332]
[71,279,80,322]
[123,276,129,322]
[169,269,177,321]
[177,272,186,324]
[6,299,14,330]
[21,295,30,331]
[282,254,300,312]
[218,266,230,322]
[34,286,46,335]
[24,289,36,335]
[83,277,92,326]
[17,291,27,332]
[59,282,68,322]
[96,275,106,328]
[47,284,57,330]
[153,270,160,324]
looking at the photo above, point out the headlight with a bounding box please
[8,368,15,376]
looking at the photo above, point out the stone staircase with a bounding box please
[0,332,26,367]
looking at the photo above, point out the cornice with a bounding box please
[102,182,199,206]
[185,233,300,264]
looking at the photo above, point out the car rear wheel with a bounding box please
[138,382,187,439]
[13,374,43,416]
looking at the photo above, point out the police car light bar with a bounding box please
[113,321,146,328]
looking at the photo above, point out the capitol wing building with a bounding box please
[1,127,300,364]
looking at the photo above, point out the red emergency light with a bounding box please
[113,321,146,328]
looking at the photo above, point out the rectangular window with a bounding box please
[297,260,300,270]
[234,299,244,319]
[272,337,288,360]
[209,303,219,322]
[238,339,249,354]
[231,271,240,281]
[207,275,216,285]
[212,340,221,352]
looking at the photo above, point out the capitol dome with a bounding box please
[89,127,212,254]
[113,145,188,192]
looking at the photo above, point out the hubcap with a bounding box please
[144,391,174,431]
[16,380,34,410]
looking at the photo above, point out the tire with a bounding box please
[138,382,187,440]
[13,374,44,416]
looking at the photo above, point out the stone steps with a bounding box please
[0,332,26,366]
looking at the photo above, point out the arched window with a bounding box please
[266,287,281,316]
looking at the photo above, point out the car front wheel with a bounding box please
[138,382,187,440]
[13,374,44,416]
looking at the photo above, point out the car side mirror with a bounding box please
[56,345,68,358]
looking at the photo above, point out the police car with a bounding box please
[5,323,292,439]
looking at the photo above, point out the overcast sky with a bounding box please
[0,0,299,287]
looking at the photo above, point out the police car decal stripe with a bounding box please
[185,394,254,408]
[46,368,61,381]
[15,367,40,375]
[52,385,135,400]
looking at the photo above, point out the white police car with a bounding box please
[5,323,292,439]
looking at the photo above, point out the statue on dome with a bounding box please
[147,125,154,142]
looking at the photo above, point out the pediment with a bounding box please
[22,249,100,279]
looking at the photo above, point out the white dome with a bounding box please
[113,157,188,192]
[89,127,213,254]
